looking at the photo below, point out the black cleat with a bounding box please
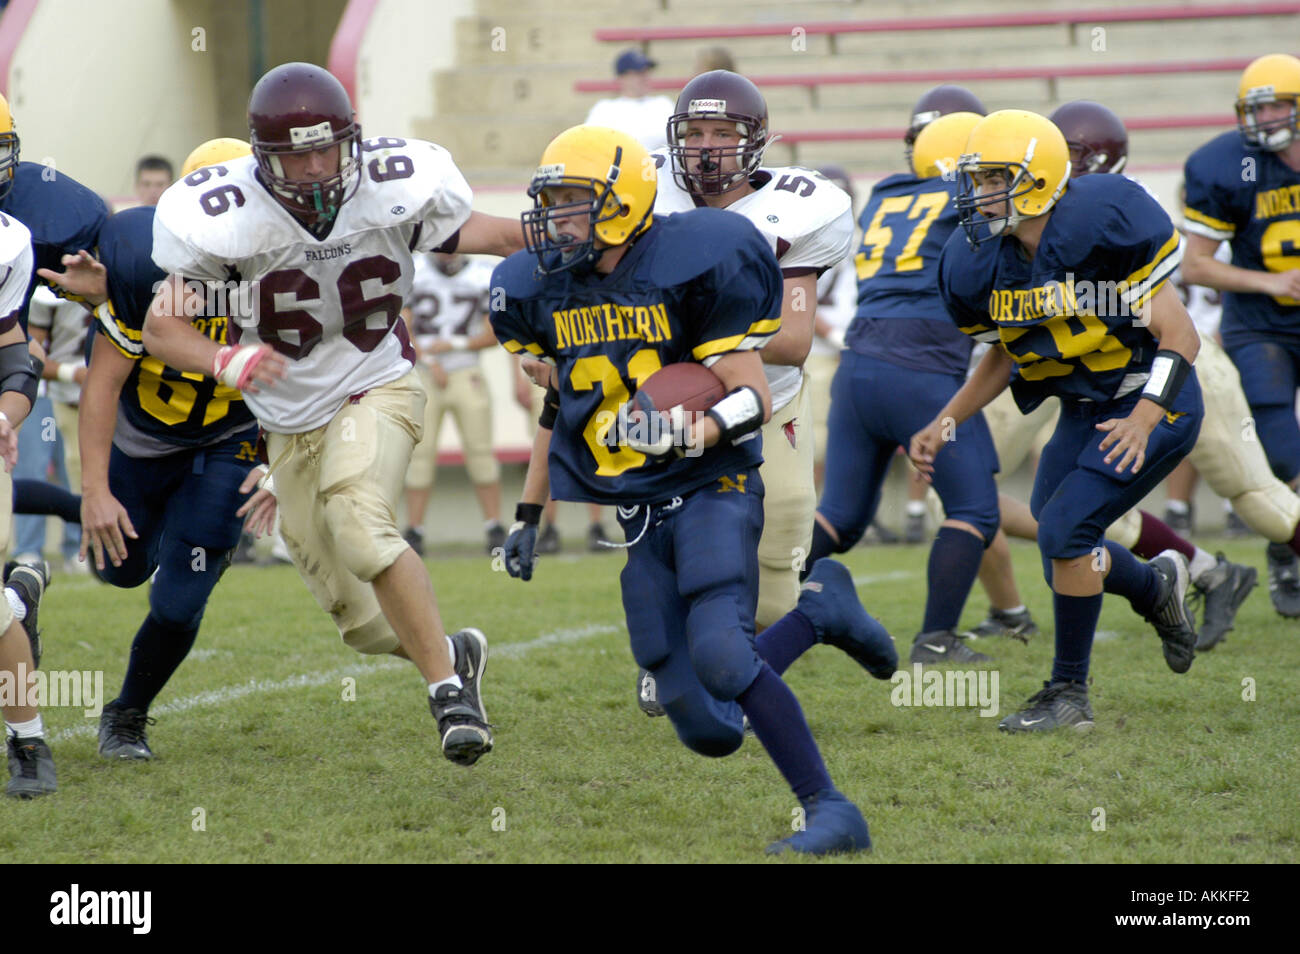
[535,523,561,555]
[1223,509,1255,538]
[433,628,493,766]
[909,630,992,665]
[98,701,156,760]
[1163,504,1193,534]
[1265,542,1300,618]
[1191,553,1258,651]
[587,523,613,552]
[903,511,925,545]
[6,736,56,798]
[6,560,49,669]
[485,523,506,555]
[403,527,425,557]
[1146,550,1196,673]
[998,681,1093,733]
[866,518,900,545]
[636,667,665,717]
[963,606,1037,644]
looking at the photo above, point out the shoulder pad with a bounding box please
[645,208,773,285]
[491,250,549,303]
[346,138,473,238]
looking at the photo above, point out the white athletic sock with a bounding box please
[6,714,43,739]
[998,604,1026,616]
[1166,499,1190,515]
[905,501,925,517]
[428,675,464,697]
[1189,548,1217,583]
[5,587,25,622]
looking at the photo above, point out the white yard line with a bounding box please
[48,623,622,743]
[851,570,917,586]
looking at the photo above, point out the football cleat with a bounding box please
[766,788,871,856]
[637,667,665,717]
[432,628,493,766]
[963,606,1037,644]
[903,511,925,544]
[1162,504,1193,534]
[909,630,991,665]
[6,736,56,798]
[485,523,506,556]
[1190,553,1258,651]
[998,681,1093,733]
[1223,510,1254,538]
[535,523,561,555]
[1265,542,1300,618]
[1145,551,1197,673]
[797,559,897,679]
[98,701,156,761]
[867,518,900,545]
[5,560,49,669]
[587,523,613,552]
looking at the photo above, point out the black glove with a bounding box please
[505,502,543,581]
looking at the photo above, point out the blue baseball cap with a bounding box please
[615,49,657,75]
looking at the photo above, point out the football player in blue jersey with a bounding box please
[913,109,1203,732]
[40,139,276,762]
[1182,54,1300,616]
[495,125,893,855]
[801,107,1034,665]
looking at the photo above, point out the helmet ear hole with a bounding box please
[1035,177,1046,189]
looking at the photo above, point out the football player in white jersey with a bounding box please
[401,251,505,556]
[653,70,855,627]
[631,71,854,715]
[142,63,525,767]
[0,210,58,796]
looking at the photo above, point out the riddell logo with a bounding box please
[49,884,151,934]
[689,98,726,114]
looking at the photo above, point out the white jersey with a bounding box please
[0,212,33,328]
[652,154,855,411]
[1171,238,1229,340]
[152,139,473,433]
[407,255,492,374]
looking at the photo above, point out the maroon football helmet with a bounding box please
[904,85,987,165]
[667,70,769,196]
[1049,100,1128,177]
[248,62,362,224]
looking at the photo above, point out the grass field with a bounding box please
[4,534,1297,864]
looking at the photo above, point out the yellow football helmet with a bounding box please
[955,109,1070,246]
[181,137,252,178]
[1236,54,1300,151]
[911,111,983,179]
[522,125,656,274]
[0,94,20,201]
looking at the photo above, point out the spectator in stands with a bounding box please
[133,155,173,206]
[585,49,674,152]
[693,46,736,76]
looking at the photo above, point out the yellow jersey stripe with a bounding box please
[1183,206,1234,234]
[691,317,781,361]
[1123,231,1181,289]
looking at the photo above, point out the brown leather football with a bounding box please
[635,363,727,412]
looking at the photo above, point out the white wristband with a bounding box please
[0,411,9,427]
[56,363,77,384]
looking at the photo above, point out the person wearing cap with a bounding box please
[584,49,675,152]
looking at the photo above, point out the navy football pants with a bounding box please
[1224,337,1300,484]
[818,350,1001,546]
[617,468,765,758]
[96,426,258,629]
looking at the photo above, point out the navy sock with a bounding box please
[1102,541,1160,616]
[921,526,985,632]
[118,614,201,711]
[13,479,81,524]
[737,663,832,801]
[755,609,817,676]
[1050,591,1103,683]
[801,519,839,582]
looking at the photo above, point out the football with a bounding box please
[635,362,727,412]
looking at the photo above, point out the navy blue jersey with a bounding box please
[939,174,1182,412]
[0,162,108,325]
[1183,130,1300,342]
[844,172,973,375]
[95,207,254,448]
[491,208,782,505]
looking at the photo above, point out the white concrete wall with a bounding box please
[7,0,216,199]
